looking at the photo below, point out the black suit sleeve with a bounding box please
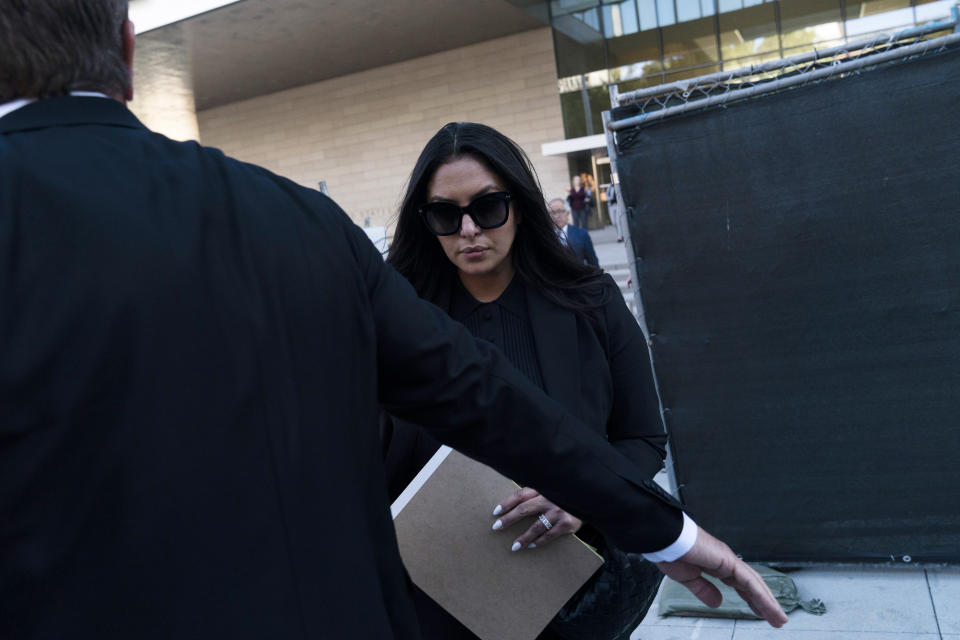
[583,232,600,267]
[600,274,669,480]
[342,219,684,552]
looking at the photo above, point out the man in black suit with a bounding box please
[0,2,786,637]
[549,197,600,266]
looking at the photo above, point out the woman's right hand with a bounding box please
[491,487,582,551]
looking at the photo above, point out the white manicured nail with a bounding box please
[511,541,522,552]
[493,505,503,516]
[527,543,536,549]
[492,519,503,531]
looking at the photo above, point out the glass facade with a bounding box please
[547,0,957,139]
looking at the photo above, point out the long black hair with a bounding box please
[387,122,611,311]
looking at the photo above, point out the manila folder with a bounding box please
[391,446,604,640]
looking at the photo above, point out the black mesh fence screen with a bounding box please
[614,46,960,564]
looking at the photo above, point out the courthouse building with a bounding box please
[130,0,956,234]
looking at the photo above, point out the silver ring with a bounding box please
[538,513,553,530]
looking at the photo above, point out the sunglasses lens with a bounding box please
[422,203,461,235]
[420,193,509,235]
[471,194,509,228]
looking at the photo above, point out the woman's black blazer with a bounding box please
[384,273,668,502]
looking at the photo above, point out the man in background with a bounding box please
[0,1,787,637]
[549,198,599,267]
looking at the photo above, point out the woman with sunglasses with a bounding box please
[382,122,666,640]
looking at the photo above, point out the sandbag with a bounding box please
[658,565,825,619]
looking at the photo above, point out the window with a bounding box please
[607,26,660,68]
[637,0,659,30]
[676,0,706,22]
[779,0,843,50]
[603,0,640,37]
[662,15,720,71]
[656,0,676,26]
[846,0,912,37]
[547,0,937,141]
[719,3,780,62]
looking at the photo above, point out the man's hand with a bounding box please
[656,527,789,628]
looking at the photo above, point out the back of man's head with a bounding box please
[0,0,129,102]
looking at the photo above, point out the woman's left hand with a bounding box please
[491,487,582,551]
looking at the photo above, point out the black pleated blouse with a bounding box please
[449,275,546,392]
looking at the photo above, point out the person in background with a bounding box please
[549,197,599,267]
[0,3,788,637]
[383,122,672,639]
[583,173,597,223]
[606,183,625,242]
[566,174,590,228]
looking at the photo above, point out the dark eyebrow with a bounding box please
[428,185,502,203]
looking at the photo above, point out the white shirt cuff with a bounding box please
[641,512,698,563]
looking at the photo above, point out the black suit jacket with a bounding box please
[564,224,600,267]
[0,97,682,639]
[385,276,667,504]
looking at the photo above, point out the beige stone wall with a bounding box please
[197,28,569,230]
[130,25,200,142]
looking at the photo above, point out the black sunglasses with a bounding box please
[418,192,512,236]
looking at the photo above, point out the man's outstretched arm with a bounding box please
[340,215,787,628]
[645,515,788,628]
